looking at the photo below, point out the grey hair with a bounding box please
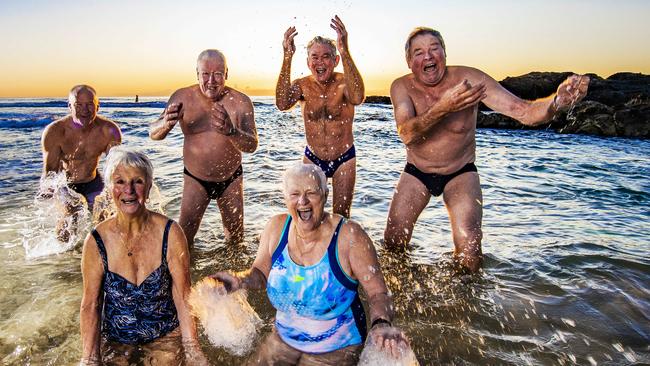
[103,146,154,190]
[68,84,97,104]
[282,162,328,197]
[405,27,446,59]
[197,49,227,66]
[307,36,337,56]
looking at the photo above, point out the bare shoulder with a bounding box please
[390,74,415,94]
[96,115,121,133]
[43,116,70,138]
[448,66,490,82]
[261,213,289,250]
[224,87,253,104]
[169,85,198,103]
[339,218,370,242]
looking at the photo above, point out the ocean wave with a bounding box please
[0,101,166,109]
[0,117,55,128]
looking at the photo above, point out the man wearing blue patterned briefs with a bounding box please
[150,49,258,246]
[276,15,364,218]
[384,27,589,272]
[212,163,409,365]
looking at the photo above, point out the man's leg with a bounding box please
[179,175,211,248]
[383,172,431,249]
[442,171,483,272]
[216,174,244,243]
[331,158,356,218]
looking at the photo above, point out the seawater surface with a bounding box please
[0,97,648,365]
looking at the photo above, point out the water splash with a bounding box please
[188,277,261,356]
[358,329,419,366]
[20,172,89,258]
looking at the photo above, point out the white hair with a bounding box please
[68,84,97,104]
[197,49,227,65]
[103,146,153,190]
[282,162,328,197]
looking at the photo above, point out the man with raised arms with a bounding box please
[276,15,364,218]
[384,27,589,272]
[150,49,258,246]
[42,84,122,211]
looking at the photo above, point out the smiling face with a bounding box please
[110,164,151,216]
[407,33,447,86]
[307,42,339,84]
[284,170,327,232]
[197,56,228,101]
[68,88,99,125]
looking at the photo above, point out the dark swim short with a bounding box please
[68,172,104,208]
[183,165,243,200]
[304,145,356,178]
[404,162,478,197]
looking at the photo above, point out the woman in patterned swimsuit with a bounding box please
[212,162,409,365]
[79,147,208,365]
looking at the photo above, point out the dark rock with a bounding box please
[500,72,574,100]
[560,101,617,136]
[364,96,391,104]
[614,103,650,138]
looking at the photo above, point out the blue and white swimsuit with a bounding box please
[266,215,367,354]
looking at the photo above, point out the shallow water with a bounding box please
[0,97,648,365]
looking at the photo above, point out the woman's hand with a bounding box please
[209,271,244,293]
[368,323,411,359]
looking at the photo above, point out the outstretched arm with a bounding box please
[391,77,486,146]
[211,215,283,292]
[331,15,364,105]
[483,73,590,126]
[276,26,302,111]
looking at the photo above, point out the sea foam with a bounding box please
[358,328,419,366]
[188,277,262,356]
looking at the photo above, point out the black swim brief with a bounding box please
[183,165,243,200]
[404,162,477,197]
[304,145,356,178]
[68,171,104,208]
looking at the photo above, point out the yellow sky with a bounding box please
[1,0,649,97]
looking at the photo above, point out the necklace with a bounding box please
[118,213,149,257]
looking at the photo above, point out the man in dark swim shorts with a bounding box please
[42,85,121,212]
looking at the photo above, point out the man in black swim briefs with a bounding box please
[384,27,589,272]
[150,49,258,246]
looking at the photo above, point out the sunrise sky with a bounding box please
[1,0,648,97]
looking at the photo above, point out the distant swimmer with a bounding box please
[276,15,365,218]
[150,49,258,246]
[41,85,122,213]
[135,94,139,103]
[384,27,589,272]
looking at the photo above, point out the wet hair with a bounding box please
[103,146,154,191]
[197,49,227,67]
[282,162,328,198]
[405,27,446,59]
[68,84,97,104]
[307,36,337,56]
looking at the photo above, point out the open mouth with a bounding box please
[121,198,138,205]
[424,63,437,73]
[297,208,313,221]
[316,68,326,76]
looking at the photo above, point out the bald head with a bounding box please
[68,84,97,104]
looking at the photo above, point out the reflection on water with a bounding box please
[0,97,648,365]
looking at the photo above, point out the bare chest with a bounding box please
[301,83,350,122]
